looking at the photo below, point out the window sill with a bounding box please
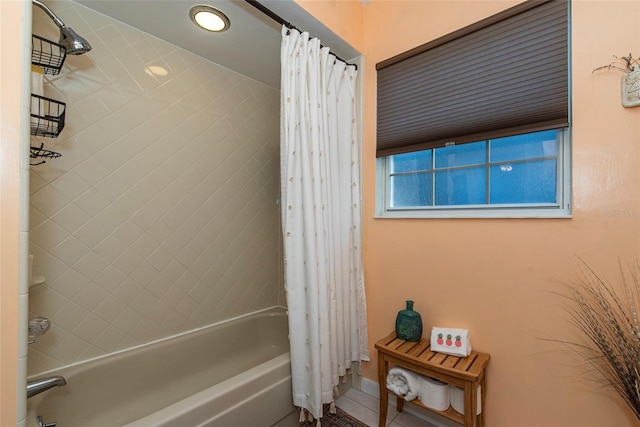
[375,206,572,219]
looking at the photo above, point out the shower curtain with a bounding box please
[280,26,369,422]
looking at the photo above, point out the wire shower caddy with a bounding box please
[30,94,66,138]
[31,34,67,75]
[30,34,67,164]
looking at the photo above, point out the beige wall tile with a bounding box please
[28,0,281,376]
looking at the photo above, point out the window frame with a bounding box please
[375,127,572,219]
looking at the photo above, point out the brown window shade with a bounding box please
[376,0,569,158]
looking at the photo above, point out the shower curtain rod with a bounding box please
[244,0,357,69]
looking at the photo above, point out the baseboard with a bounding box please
[359,378,458,427]
[359,377,380,399]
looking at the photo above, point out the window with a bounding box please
[377,129,571,218]
[375,0,570,218]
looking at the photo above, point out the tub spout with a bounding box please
[27,376,67,399]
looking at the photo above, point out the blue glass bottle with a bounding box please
[395,300,422,342]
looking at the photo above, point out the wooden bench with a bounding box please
[375,331,490,427]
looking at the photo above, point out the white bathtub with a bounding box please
[26,307,294,427]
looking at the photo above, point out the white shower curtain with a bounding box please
[280,26,369,422]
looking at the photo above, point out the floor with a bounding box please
[272,388,438,427]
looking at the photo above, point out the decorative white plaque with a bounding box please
[622,65,640,108]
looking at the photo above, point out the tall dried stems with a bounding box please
[561,259,640,419]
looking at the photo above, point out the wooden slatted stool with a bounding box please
[375,332,490,427]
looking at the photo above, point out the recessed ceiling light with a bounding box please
[189,5,230,32]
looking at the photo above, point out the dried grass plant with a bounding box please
[560,259,640,419]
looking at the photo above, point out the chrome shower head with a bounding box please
[33,0,92,55]
[59,26,92,55]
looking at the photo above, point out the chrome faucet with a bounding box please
[27,376,67,399]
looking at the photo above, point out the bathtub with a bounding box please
[26,307,294,427]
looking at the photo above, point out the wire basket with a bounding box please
[30,142,62,166]
[30,94,66,138]
[32,34,67,75]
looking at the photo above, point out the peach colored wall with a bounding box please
[0,0,23,424]
[293,0,365,53]
[303,0,640,426]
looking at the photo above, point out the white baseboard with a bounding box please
[359,377,458,427]
[360,377,380,399]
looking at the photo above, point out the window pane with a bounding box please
[435,141,485,168]
[490,159,557,204]
[390,150,432,174]
[434,167,486,205]
[390,173,432,207]
[490,130,557,162]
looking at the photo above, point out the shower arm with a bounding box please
[31,0,92,55]
[33,0,67,29]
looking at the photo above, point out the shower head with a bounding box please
[59,26,92,55]
[33,0,92,55]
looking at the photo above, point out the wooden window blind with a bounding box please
[376,0,569,158]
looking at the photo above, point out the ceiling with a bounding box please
[76,0,361,89]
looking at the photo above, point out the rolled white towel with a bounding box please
[386,367,420,401]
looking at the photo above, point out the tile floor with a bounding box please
[272,388,438,427]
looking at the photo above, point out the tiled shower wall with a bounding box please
[28,0,282,375]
